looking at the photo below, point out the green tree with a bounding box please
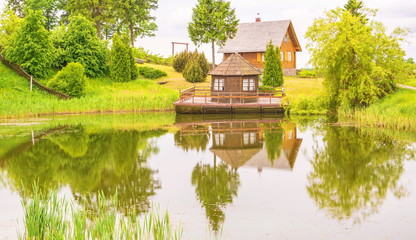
[113,0,158,47]
[63,15,108,78]
[110,33,138,82]
[0,10,23,51]
[4,10,54,78]
[48,62,86,97]
[188,0,239,67]
[306,5,409,110]
[262,41,284,87]
[344,0,367,22]
[23,0,62,30]
[65,0,113,38]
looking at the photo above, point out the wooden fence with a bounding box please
[0,53,70,99]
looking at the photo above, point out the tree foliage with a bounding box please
[172,51,191,73]
[63,15,108,78]
[0,10,23,51]
[4,10,54,78]
[48,62,86,97]
[306,5,409,109]
[110,33,138,82]
[113,0,158,46]
[188,0,239,66]
[183,54,205,83]
[262,41,284,87]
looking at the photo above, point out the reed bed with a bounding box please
[19,188,183,240]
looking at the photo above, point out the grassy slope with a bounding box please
[341,88,416,131]
[0,63,179,118]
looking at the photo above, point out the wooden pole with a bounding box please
[30,76,33,92]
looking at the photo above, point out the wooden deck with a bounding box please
[174,87,286,114]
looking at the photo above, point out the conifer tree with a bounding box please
[63,15,108,78]
[183,56,205,83]
[5,10,54,78]
[262,41,284,87]
[110,33,137,82]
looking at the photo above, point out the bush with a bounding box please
[183,57,204,83]
[138,66,167,79]
[110,34,138,82]
[63,16,108,78]
[173,51,191,72]
[48,63,86,98]
[298,69,318,78]
[132,47,173,65]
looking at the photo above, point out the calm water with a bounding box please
[0,113,415,239]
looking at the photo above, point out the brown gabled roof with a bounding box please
[218,20,302,53]
[208,53,262,76]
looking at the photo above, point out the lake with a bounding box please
[0,113,415,239]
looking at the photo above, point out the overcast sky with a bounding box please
[1,0,415,68]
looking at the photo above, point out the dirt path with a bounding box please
[398,84,416,90]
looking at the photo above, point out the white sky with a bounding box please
[1,0,415,68]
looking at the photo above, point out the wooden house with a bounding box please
[218,19,302,76]
[208,53,262,96]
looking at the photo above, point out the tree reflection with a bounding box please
[174,126,210,152]
[263,123,283,162]
[3,126,165,214]
[307,126,409,222]
[191,162,240,232]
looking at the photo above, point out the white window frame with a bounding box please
[288,52,292,62]
[281,51,285,61]
[242,78,255,91]
[243,132,257,145]
[214,133,225,146]
[213,78,224,91]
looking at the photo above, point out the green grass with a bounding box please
[340,88,416,131]
[0,63,179,118]
[20,185,183,240]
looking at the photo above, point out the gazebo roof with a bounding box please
[208,53,262,76]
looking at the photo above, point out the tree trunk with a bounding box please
[211,41,215,68]
[129,23,135,47]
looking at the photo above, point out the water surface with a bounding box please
[0,113,415,239]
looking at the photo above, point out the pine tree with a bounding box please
[4,10,54,78]
[262,41,284,87]
[63,15,108,78]
[110,33,137,82]
[183,56,205,83]
[188,0,239,67]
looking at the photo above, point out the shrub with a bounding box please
[132,47,173,65]
[110,34,138,82]
[183,57,204,83]
[4,10,54,78]
[138,66,167,79]
[63,16,108,78]
[298,69,318,78]
[196,51,210,79]
[173,51,191,72]
[48,63,86,98]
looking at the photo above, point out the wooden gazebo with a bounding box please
[174,53,286,114]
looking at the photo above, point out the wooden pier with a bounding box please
[174,86,287,114]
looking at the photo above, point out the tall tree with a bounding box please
[0,10,23,50]
[188,0,239,67]
[306,4,408,110]
[344,0,367,22]
[4,10,54,78]
[114,0,158,47]
[63,15,108,77]
[262,41,284,87]
[65,0,113,38]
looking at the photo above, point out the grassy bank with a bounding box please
[340,88,416,131]
[0,63,179,119]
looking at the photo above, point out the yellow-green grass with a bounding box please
[0,63,179,119]
[340,88,416,131]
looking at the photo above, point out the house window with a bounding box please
[261,53,265,62]
[243,78,255,91]
[288,52,292,62]
[243,133,257,145]
[281,51,285,61]
[213,78,224,91]
[214,133,225,146]
[284,34,289,43]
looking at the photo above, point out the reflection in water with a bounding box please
[191,162,240,232]
[308,126,408,223]
[175,115,303,231]
[1,125,165,214]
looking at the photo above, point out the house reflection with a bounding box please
[175,116,303,171]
